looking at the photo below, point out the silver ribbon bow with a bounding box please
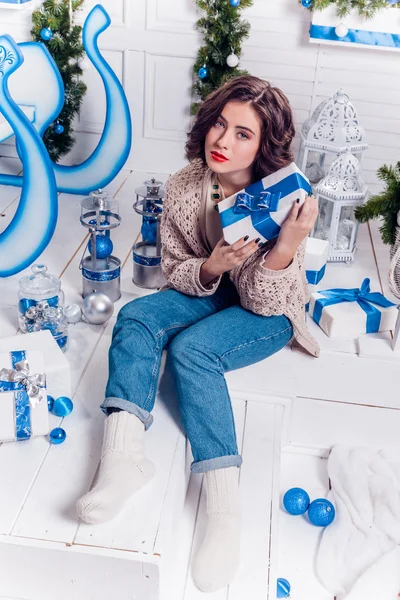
[0,360,46,406]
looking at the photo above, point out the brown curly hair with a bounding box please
[185,75,295,182]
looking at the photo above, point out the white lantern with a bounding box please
[311,152,368,263]
[297,89,368,187]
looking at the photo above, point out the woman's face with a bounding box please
[204,100,262,177]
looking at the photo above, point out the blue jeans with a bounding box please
[101,276,292,473]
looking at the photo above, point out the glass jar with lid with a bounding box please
[17,264,68,352]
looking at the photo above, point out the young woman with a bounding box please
[76,75,319,593]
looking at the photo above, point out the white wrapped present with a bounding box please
[309,278,398,338]
[0,330,71,399]
[304,237,329,286]
[309,4,400,52]
[0,349,49,442]
[218,162,311,245]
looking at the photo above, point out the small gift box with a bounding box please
[309,278,398,338]
[304,237,329,286]
[0,349,49,442]
[218,162,312,245]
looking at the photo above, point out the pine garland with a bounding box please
[192,0,254,115]
[355,162,400,245]
[31,0,87,162]
[300,0,398,19]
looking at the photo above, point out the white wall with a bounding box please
[0,0,399,192]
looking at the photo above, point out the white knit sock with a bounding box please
[76,411,155,524]
[192,466,241,593]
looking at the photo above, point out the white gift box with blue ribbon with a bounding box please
[309,4,400,52]
[218,162,312,245]
[304,237,329,286]
[309,278,398,338]
[0,349,49,442]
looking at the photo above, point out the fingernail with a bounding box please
[214,205,219,211]
[244,235,249,241]
[296,198,300,204]
[258,242,264,248]
[255,237,261,243]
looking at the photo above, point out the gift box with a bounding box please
[218,162,312,245]
[0,349,49,442]
[0,330,71,399]
[309,278,398,338]
[304,237,329,286]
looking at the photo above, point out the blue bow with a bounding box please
[313,278,396,333]
[233,190,281,215]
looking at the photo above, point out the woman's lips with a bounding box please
[210,151,228,162]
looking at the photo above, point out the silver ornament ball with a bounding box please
[64,304,82,324]
[226,53,239,68]
[82,292,114,325]
[26,306,38,320]
[37,300,49,312]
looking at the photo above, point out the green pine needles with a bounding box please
[301,0,397,19]
[355,163,400,246]
[31,0,87,162]
[192,0,254,115]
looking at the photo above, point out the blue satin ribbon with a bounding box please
[310,24,400,49]
[0,351,32,441]
[219,172,311,241]
[306,265,326,285]
[82,266,120,282]
[313,278,396,333]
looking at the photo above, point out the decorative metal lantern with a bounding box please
[80,189,122,301]
[132,178,166,289]
[297,89,368,187]
[311,151,368,263]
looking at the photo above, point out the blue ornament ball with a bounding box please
[277,578,291,598]
[308,498,335,527]
[230,0,241,5]
[49,427,67,445]
[198,66,208,79]
[88,235,113,259]
[283,487,310,515]
[40,27,53,41]
[301,0,312,6]
[18,297,36,314]
[47,395,55,412]
[54,123,64,134]
[52,396,74,417]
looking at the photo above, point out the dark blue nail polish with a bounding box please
[258,242,264,248]
[244,235,249,241]
[255,237,261,243]
[296,198,300,203]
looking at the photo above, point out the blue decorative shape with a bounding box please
[198,66,208,79]
[310,24,400,49]
[306,264,326,285]
[302,0,312,6]
[82,265,120,282]
[47,395,55,411]
[88,235,113,259]
[53,122,64,134]
[40,28,53,41]
[49,427,66,444]
[0,35,58,277]
[277,578,291,598]
[18,297,36,314]
[52,396,73,417]
[55,334,68,350]
[230,0,241,6]
[283,487,310,515]
[308,499,335,527]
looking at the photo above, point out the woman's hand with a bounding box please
[261,194,319,271]
[200,236,262,286]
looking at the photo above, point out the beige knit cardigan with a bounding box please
[160,159,319,358]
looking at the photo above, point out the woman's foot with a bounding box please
[76,411,155,524]
[192,466,241,593]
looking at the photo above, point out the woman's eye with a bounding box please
[238,132,249,139]
[215,120,224,128]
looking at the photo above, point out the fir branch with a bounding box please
[300,0,396,18]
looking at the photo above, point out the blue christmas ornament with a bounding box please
[230,0,241,5]
[88,235,113,259]
[277,578,291,598]
[53,123,64,134]
[49,427,67,445]
[283,487,310,515]
[301,0,312,6]
[18,298,36,314]
[198,66,208,79]
[308,499,335,527]
[47,395,55,412]
[52,396,74,417]
[40,28,53,41]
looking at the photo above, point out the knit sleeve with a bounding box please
[160,178,222,296]
[232,239,308,317]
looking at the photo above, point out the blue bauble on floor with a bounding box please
[308,498,335,526]
[52,396,74,417]
[49,427,67,445]
[283,487,310,515]
[277,578,291,598]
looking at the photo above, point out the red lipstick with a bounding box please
[210,151,228,162]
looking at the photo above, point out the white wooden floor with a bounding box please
[1,158,400,600]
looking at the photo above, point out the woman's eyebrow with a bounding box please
[218,115,255,135]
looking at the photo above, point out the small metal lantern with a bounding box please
[132,178,166,289]
[311,152,368,262]
[80,189,122,301]
[297,89,368,187]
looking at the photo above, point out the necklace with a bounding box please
[211,175,225,203]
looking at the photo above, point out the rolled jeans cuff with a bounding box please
[190,454,243,473]
[100,397,154,431]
